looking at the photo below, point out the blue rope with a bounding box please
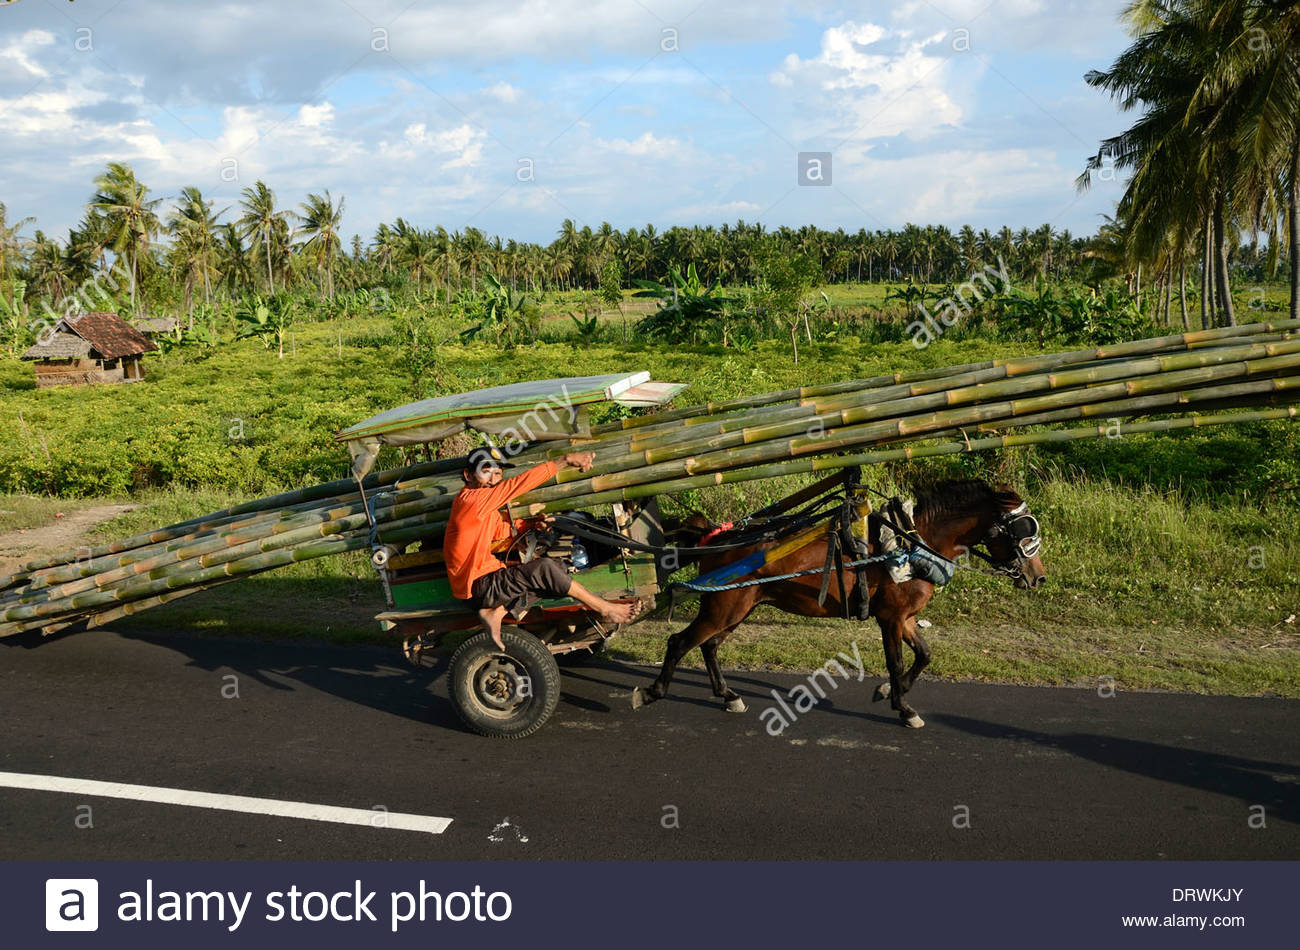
[672,551,911,593]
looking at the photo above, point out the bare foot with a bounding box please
[598,600,639,625]
[478,606,507,650]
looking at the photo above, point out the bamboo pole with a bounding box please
[589,320,1300,434]
[528,407,1300,510]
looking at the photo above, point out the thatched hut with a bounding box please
[21,312,157,388]
[135,316,179,338]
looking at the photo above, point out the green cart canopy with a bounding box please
[337,373,686,478]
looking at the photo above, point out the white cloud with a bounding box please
[595,131,682,158]
[379,121,486,170]
[0,29,54,79]
[297,102,334,127]
[0,0,1129,243]
[668,199,762,219]
[771,21,964,141]
[831,146,1075,226]
[485,81,520,102]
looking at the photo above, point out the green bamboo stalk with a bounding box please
[0,486,462,620]
[574,336,1300,464]
[11,474,463,598]
[547,343,1300,484]
[0,535,369,635]
[570,328,1293,457]
[514,362,1300,506]
[546,407,1300,509]
[3,456,467,580]
[591,319,1300,434]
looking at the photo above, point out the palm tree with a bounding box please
[217,222,252,296]
[296,190,345,300]
[26,230,73,304]
[1190,0,1300,320]
[429,226,457,301]
[0,202,35,283]
[402,229,437,293]
[1079,0,1300,327]
[458,227,489,291]
[90,162,162,315]
[167,186,225,322]
[372,223,400,275]
[65,213,107,287]
[237,180,291,295]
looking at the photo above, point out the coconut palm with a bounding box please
[1189,0,1300,320]
[296,190,345,301]
[217,222,253,296]
[237,180,291,295]
[167,186,225,321]
[1079,0,1300,327]
[428,226,456,301]
[25,230,73,305]
[0,202,35,283]
[371,223,400,275]
[90,162,162,315]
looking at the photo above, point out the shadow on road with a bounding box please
[935,713,1300,826]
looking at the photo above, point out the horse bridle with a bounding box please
[966,502,1043,577]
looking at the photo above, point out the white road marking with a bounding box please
[0,770,452,834]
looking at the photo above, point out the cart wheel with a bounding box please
[448,629,561,739]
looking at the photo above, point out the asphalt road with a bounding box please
[1,627,1296,860]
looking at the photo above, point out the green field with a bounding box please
[3,297,1296,698]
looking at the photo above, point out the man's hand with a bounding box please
[563,452,595,472]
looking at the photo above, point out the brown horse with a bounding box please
[631,479,1047,727]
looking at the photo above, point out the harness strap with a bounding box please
[816,525,837,607]
[673,551,910,594]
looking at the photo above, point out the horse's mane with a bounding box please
[912,479,1022,519]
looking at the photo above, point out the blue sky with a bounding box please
[0,0,1134,245]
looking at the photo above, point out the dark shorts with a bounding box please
[470,557,573,619]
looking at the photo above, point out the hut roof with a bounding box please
[63,312,157,359]
[136,316,178,334]
[21,332,93,361]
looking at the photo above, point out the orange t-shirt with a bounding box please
[442,460,560,599]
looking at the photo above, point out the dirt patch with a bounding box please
[0,505,138,575]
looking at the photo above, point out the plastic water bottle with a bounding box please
[570,541,589,571]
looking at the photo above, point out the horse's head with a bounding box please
[916,479,1046,590]
[980,484,1047,590]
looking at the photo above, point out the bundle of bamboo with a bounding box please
[3,320,1298,638]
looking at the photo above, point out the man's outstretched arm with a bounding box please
[471,452,595,509]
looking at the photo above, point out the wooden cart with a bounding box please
[336,374,684,738]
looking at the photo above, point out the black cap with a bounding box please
[465,446,517,473]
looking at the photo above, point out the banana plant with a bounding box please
[632,262,731,343]
[234,295,294,357]
[0,279,28,357]
[461,272,539,347]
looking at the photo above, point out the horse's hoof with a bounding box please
[902,713,925,729]
[724,697,747,713]
[630,687,649,710]
[872,682,891,702]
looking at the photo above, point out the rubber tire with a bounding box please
[448,629,561,739]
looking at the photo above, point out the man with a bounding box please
[443,446,638,650]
